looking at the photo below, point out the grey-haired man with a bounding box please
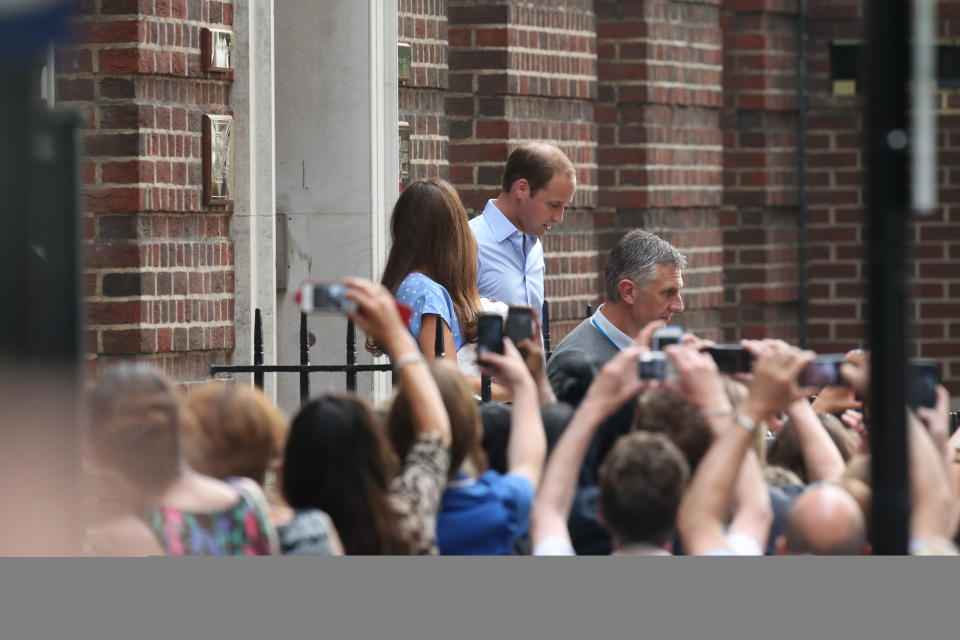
[547,229,686,382]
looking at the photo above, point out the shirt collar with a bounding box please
[591,304,634,351]
[482,199,526,244]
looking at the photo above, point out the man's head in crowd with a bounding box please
[597,431,690,550]
[779,483,868,555]
[603,229,686,333]
[766,414,854,484]
[632,388,712,472]
[498,142,576,237]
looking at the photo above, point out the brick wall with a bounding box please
[804,0,960,395]
[57,0,235,383]
[594,0,726,341]
[720,0,801,342]
[400,0,450,181]
[447,0,598,338]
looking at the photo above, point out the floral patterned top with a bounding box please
[389,430,451,555]
[145,477,275,556]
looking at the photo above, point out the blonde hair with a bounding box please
[182,381,287,483]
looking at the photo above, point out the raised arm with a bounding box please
[911,386,960,551]
[345,277,450,446]
[908,405,959,550]
[784,397,847,484]
[673,342,814,555]
[727,449,774,554]
[478,338,546,488]
[530,344,648,551]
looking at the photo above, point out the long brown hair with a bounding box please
[368,179,482,355]
[282,394,412,555]
[387,360,487,480]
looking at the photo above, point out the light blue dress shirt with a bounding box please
[469,199,545,321]
[589,304,634,352]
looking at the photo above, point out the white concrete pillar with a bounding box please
[231,0,278,401]
[274,0,398,414]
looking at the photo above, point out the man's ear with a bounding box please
[511,178,530,200]
[618,278,638,305]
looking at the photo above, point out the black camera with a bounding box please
[705,345,752,375]
[797,354,846,388]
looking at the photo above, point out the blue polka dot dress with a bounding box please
[395,273,465,351]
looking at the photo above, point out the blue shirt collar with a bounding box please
[591,304,635,351]
[482,199,526,244]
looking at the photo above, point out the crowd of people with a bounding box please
[84,143,959,556]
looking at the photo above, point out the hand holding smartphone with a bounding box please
[476,313,504,356]
[504,306,534,345]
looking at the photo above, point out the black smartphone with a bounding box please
[949,411,960,437]
[504,306,534,346]
[476,313,504,355]
[705,345,752,375]
[908,358,940,410]
[652,325,684,351]
[798,354,846,388]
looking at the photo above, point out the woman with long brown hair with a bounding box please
[373,178,482,359]
[373,178,513,399]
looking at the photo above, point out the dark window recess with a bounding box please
[831,42,960,93]
[830,43,862,86]
[937,45,960,88]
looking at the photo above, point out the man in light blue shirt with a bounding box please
[469,143,577,321]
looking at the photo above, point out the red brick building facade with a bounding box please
[58,0,236,383]
[60,0,960,396]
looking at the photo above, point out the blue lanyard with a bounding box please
[590,316,622,352]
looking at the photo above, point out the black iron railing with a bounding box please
[211,300,558,405]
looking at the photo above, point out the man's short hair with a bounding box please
[632,388,712,472]
[501,143,575,195]
[603,229,687,302]
[598,431,690,547]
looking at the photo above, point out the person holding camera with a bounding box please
[285,277,453,555]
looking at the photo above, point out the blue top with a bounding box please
[395,272,465,351]
[436,470,535,555]
[469,200,545,319]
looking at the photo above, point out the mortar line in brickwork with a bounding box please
[610,81,722,90]
[504,46,596,58]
